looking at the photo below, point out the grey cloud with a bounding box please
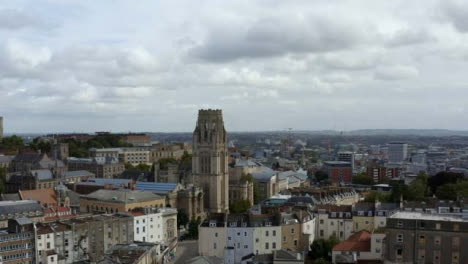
[386,28,434,47]
[441,0,468,32]
[190,15,373,63]
[0,9,52,30]
[374,65,419,80]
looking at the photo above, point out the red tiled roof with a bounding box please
[333,230,371,252]
[130,211,145,216]
[20,188,57,207]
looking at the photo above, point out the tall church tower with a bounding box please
[192,109,229,213]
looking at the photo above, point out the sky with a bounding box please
[1,0,468,133]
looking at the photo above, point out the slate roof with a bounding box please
[12,153,41,162]
[0,155,13,163]
[15,217,33,226]
[83,189,163,203]
[0,200,43,216]
[252,167,276,182]
[77,178,178,195]
[64,170,95,178]
[31,169,53,180]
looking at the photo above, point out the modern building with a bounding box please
[337,152,355,173]
[80,189,165,214]
[0,218,36,264]
[388,142,408,163]
[192,109,229,213]
[384,212,468,264]
[323,161,352,185]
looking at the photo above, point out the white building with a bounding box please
[315,205,354,241]
[132,207,177,245]
[36,224,58,264]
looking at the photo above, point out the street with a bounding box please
[173,240,198,264]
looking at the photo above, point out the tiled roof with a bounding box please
[20,188,57,206]
[333,230,371,252]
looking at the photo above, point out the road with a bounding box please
[173,240,198,264]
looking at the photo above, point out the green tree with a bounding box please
[436,183,457,200]
[0,135,24,149]
[352,172,374,185]
[313,258,330,264]
[177,210,189,229]
[0,167,7,194]
[310,236,339,261]
[30,137,52,154]
[455,181,468,198]
[314,170,328,182]
[187,219,200,239]
[428,172,463,194]
[364,191,391,203]
[230,199,251,214]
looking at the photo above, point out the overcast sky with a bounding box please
[1,0,468,133]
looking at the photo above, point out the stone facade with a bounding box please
[192,109,229,213]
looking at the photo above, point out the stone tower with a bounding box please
[51,142,69,161]
[192,109,229,213]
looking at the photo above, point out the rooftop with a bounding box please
[83,189,163,203]
[333,230,371,252]
[389,211,467,222]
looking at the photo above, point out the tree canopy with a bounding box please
[314,170,328,182]
[230,199,251,214]
[0,135,24,150]
[310,236,339,262]
[352,172,374,185]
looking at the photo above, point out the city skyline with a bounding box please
[1,0,468,133]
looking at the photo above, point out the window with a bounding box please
[340,231,343,238]
[215,233,218,237]
[419,235,425,245]
[434,250,440,264]
[294,240,298,246]
[452,237,460,247]
[291,228,295,234]
[320,219,324,224]
[272,230,276,236]
[256,238,259,243]
[320,230,324,237]
[244,232,247,236]
[244,245,248,249]
[237,243,240,249]
[213,243,217,249]
[46,242,50,249]
[365,221,369,225]
[396,248,403,257]
[272,242,276,249]
[355,223,359,230]
[434,236,441,246]
[330,221,334,226]
[266,231,269,236]
[143,227,145,232]
[265,243,269,249]
[419,249,425,260]
[397,234,403,243]
[283,236,286,242]
[136,228,139,234]
[419,222,425,229]
[397,221,403,228]
[452,252,459,264]
[436,223,441,230]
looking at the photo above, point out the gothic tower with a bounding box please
[192,109,229,213]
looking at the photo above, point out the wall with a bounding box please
[199,226,227,258]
